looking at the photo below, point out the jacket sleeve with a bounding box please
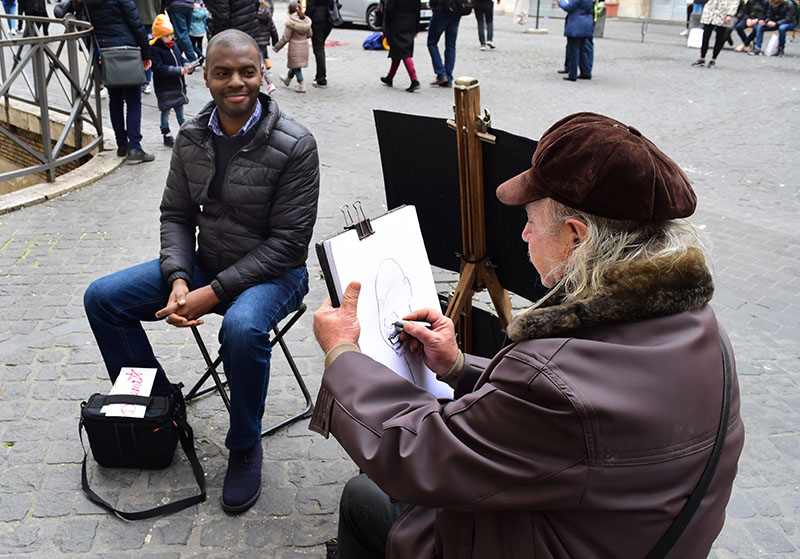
[309,351,588,511]
[209,130,320,303]
[558,0,578,13]
[159,139,199,287]
[270,20,279,45]
[206,0,231,28]
[121,0,151,58]
[274,26,291,51]
[776,1,794,24]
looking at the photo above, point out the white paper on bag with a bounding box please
[100,367,157,418]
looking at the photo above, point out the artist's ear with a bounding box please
[564,218,588,245]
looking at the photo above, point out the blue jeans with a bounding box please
[84,259,309,451]
[167,8,198,61]
[160,105,185,131]
[565,36,593,79]
[288,68,304,82]
[107,85,143,150]
[2,0,15,30]
[755,22,794,50]
[735,18,755,46]
[427,9,460,83]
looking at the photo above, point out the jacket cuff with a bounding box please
[324,343,361,367]
[435,350,464,388]
[210,279,230,305]
[168,271,192,288]
[309,385,335,437]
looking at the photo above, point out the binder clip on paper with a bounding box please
[340,201,374,240]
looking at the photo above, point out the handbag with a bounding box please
[329,0,343,25]
[79,385,206,520]
[99,46,147,88]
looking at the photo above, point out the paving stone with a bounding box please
[0,494,33,521]
[153,518,194,545]
[0,523,42,553]
[745,521,796,554]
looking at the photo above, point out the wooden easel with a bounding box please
[445,77,513,352]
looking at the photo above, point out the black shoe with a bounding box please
[707,60,716,68]
[380,75,393,87]
[691,58,705,66]
[405,79,420,92]
[163,134,174,147]
[116,146,128,157]
[430,77,451,87]
[312,79,328,88]
[556,68,569,74]
[578,74,591,80]
[222,443,263,513]
[563,76,577,81]
[126,148,155,164]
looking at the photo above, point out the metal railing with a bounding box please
[0,13,102,184]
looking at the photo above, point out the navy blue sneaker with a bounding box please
[222,442,263,513]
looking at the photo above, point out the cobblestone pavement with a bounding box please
[1,12,799,558]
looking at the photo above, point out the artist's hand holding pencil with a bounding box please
[398,309,459,376]
[314,281,362,353]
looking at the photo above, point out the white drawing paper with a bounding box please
[101,367,157,418]
[320,206,453,398]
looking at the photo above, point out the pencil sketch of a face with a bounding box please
[375,258,413,355]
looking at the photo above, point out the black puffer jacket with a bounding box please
[255,4,280,50]
[206,0,260,39]
[85,0,150,57]
[150,39,188,111]
[159,93,320,304]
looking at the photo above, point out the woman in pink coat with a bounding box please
[273,0,312,93]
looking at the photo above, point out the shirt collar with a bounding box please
[208,99,263,138]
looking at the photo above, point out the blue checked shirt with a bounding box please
[208,100,263,137]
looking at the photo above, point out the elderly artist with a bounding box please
[311,112,744,558]
[84,29,319,514]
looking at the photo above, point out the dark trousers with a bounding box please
[338,474,408,559]
[107,85,143,150]
[474,0,493,44]
[311,19,333,83]
[735,18,755,46]
[700,23,726,59]
[190,35,204,58]
[565,36,593,79]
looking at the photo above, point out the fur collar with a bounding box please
[507,248,714,342]
[286,14,311,32]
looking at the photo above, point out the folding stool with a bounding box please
[184,303,314,437]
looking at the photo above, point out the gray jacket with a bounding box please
[159,93,319,304]
[310,248,744,558]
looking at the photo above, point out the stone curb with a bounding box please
[0,127,123,216]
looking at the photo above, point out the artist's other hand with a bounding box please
[155,283,219,327]
[399,308,459,376]
[314,282,361,353]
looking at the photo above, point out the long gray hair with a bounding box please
[546,199,710,303]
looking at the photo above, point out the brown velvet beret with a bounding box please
[496,112,697,222]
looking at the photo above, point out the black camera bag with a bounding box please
[79,386,206,520]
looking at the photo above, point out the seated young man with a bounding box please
[750,0,795,55]
[83,29,320,514]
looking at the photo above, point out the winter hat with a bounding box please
[150,14,174,45]
[496,112,697,222]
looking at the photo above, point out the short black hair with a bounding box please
[206,29,260,59]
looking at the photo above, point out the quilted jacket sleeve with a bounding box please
[159,142,199,287]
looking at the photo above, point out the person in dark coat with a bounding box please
[255,1,279,93]
[85,0,155,163]
[83,29,320,515]
[557,0,594,81]
[17,0,48,35]
[149,13,194,146]
[305,0,333,87]
[733,0,767,51]
[474,0,494,49]
[379,0,421,92]
[205,0,259,40]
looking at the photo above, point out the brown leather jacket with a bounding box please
[310,249,745,558]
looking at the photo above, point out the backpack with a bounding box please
[444,0,473,16]
[362,32,385,50]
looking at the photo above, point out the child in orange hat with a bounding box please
[150,14,195,147]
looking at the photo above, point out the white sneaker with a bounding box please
[142,82,152,94]
[480,44,487,51]
[99,87,108,99]
[487,41,495,49]
[679,29,689,36]
[266,82,277,94]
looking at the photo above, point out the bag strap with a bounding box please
[645,335,733,559]
[80,415,206,521]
